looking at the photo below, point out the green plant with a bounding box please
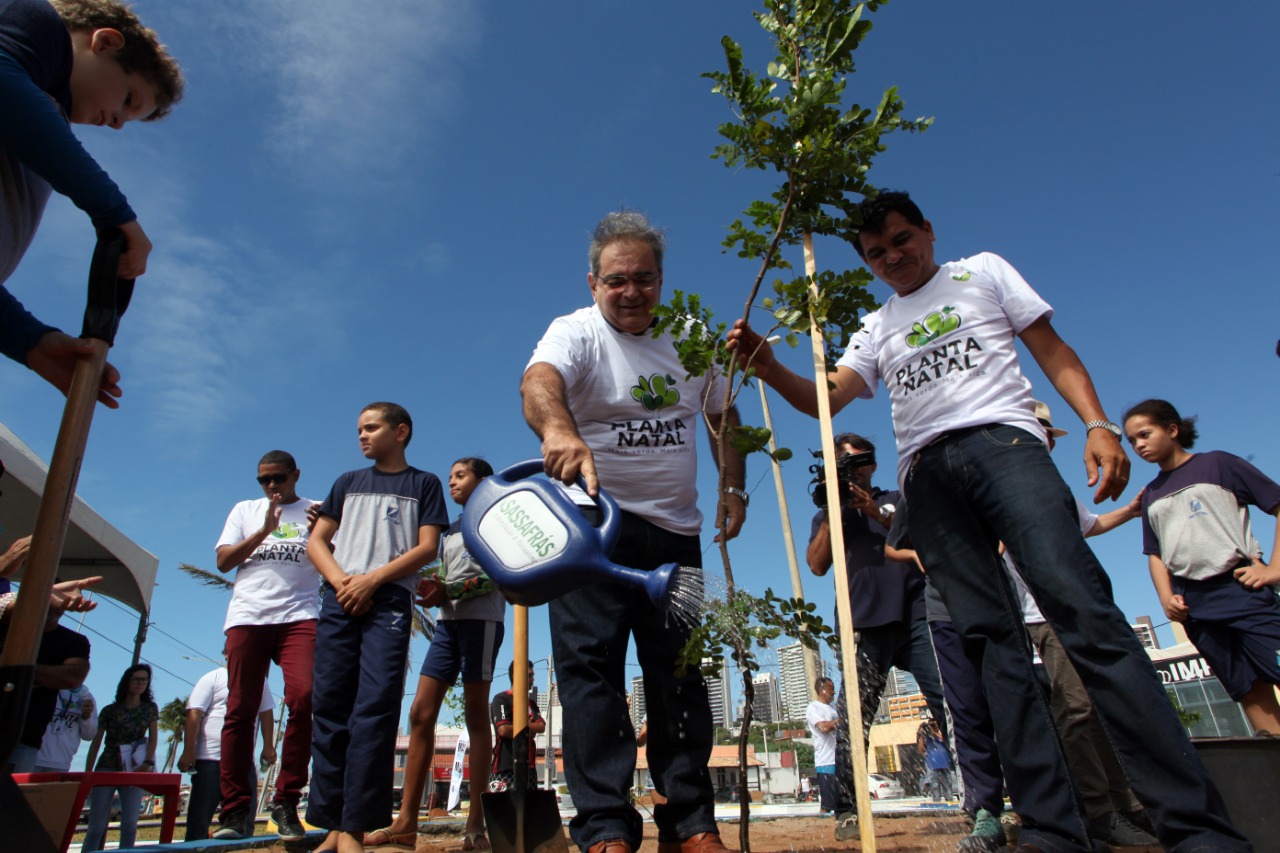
[654,2,929,847]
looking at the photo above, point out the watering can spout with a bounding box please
[610,562,679,608]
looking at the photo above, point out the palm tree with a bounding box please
[177,562,233,591]
[159,696,188,772]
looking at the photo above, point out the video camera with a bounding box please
[808,448,876,509]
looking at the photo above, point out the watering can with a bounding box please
[459,459,681,607]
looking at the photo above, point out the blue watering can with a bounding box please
[460,459,680,607]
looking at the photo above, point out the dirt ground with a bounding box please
[262,814,1166,852]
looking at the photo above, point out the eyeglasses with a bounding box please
[596,272,660,290]
[129,676,150,683]
[257,473,290,485]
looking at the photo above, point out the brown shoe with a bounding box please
[656,832,733,853]
[586,840,633,853]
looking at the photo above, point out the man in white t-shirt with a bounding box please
[179,664,276,841]
[521,210,747,853]
[729,192,1248,852]
[804,677,839,814]
[212,450,318,842]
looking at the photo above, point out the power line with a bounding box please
[75,620,195,688]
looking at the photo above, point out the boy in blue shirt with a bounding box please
[1,0,183,407]
[305,402,449,853]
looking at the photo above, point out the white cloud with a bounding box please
[205,0,482,183]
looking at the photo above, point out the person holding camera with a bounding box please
[805,432,946,841]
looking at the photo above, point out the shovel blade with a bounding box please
[483,789,569,853]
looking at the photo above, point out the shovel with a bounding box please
[482,604,568,853]
[0,228,133,851]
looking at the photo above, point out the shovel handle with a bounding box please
[0,229,129,766]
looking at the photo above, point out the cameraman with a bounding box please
[806,433,947,838]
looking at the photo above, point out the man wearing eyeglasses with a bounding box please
[521,210,746,853]
[211,450,318,841]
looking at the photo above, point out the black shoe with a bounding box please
[212,808,255,840]
[271,802,306,842]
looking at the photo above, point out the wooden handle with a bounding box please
[512,604,529,733]
[0,340,108,668]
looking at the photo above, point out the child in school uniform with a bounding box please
[306,402,450,853]
[1125,398,1280,735]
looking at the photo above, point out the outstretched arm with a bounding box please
[1019,317,1129,503]
[521,362,598,495]
[726,319,866,417]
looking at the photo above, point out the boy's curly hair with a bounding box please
[51,0,184,120]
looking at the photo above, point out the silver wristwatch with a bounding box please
[725,487,750,507]
[1084,420,1122,438]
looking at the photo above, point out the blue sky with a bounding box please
[3,0,1278,765]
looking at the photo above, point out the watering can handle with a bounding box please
[496,459,619,549]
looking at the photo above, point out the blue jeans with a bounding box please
[307,582,412,833]
[549,511,715,851]
[832,618,947,815]
[82,783,145,851]
[906,424,1248,853]
[187,759,257,841]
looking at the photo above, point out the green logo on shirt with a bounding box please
[952,271,972,281]
[272,522,302,540]
[632,373,680,412]
[906,307,962,348]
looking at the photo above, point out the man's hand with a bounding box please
[1084,428,1130,503]
[261,743,277,768]
[541,429,598,496]
[117,220,152,280]
[305,503,322,532]
[0,535,32,577]
[1234,558,1280,590]
[336,573,380,616]
[26,331,123,409]
[177,748,195,774]
[50,576,103,613]
[726,320,776,381]
[715,492,747,543]
[261,496,283,537]
[1162,593,1190,623]
[416,576,446,609]
[81,694,95,717]
[844,484,885,522]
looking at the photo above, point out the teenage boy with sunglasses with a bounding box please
[210,450,318,841]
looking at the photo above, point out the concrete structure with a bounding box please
[629,675,646,731]
[777,643,823,723]
[751,672,782,724]
[705,658,733,727]
[1132,616,1159,650]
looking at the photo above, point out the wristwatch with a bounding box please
[1084,420,1122,438]
[724,487,750,507]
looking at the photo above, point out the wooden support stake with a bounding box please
[804,233,875,851]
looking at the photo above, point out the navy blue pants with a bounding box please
[306,582,412,833]
[907,425,1247,852]
[929,619,1005,817]
[549,511,715,851]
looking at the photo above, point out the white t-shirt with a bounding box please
[217,497,320,631]
[836,253,1052,488]
[526,305,727,535]
[1004,498,1099,624]
[34,685,97,771]
[805,699,839,767]
[186,667,275,761]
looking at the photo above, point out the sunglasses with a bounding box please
[256,473,290,486]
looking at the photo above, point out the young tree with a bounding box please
[655,2,929,848]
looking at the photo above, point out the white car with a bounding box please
[867,774,904,800]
